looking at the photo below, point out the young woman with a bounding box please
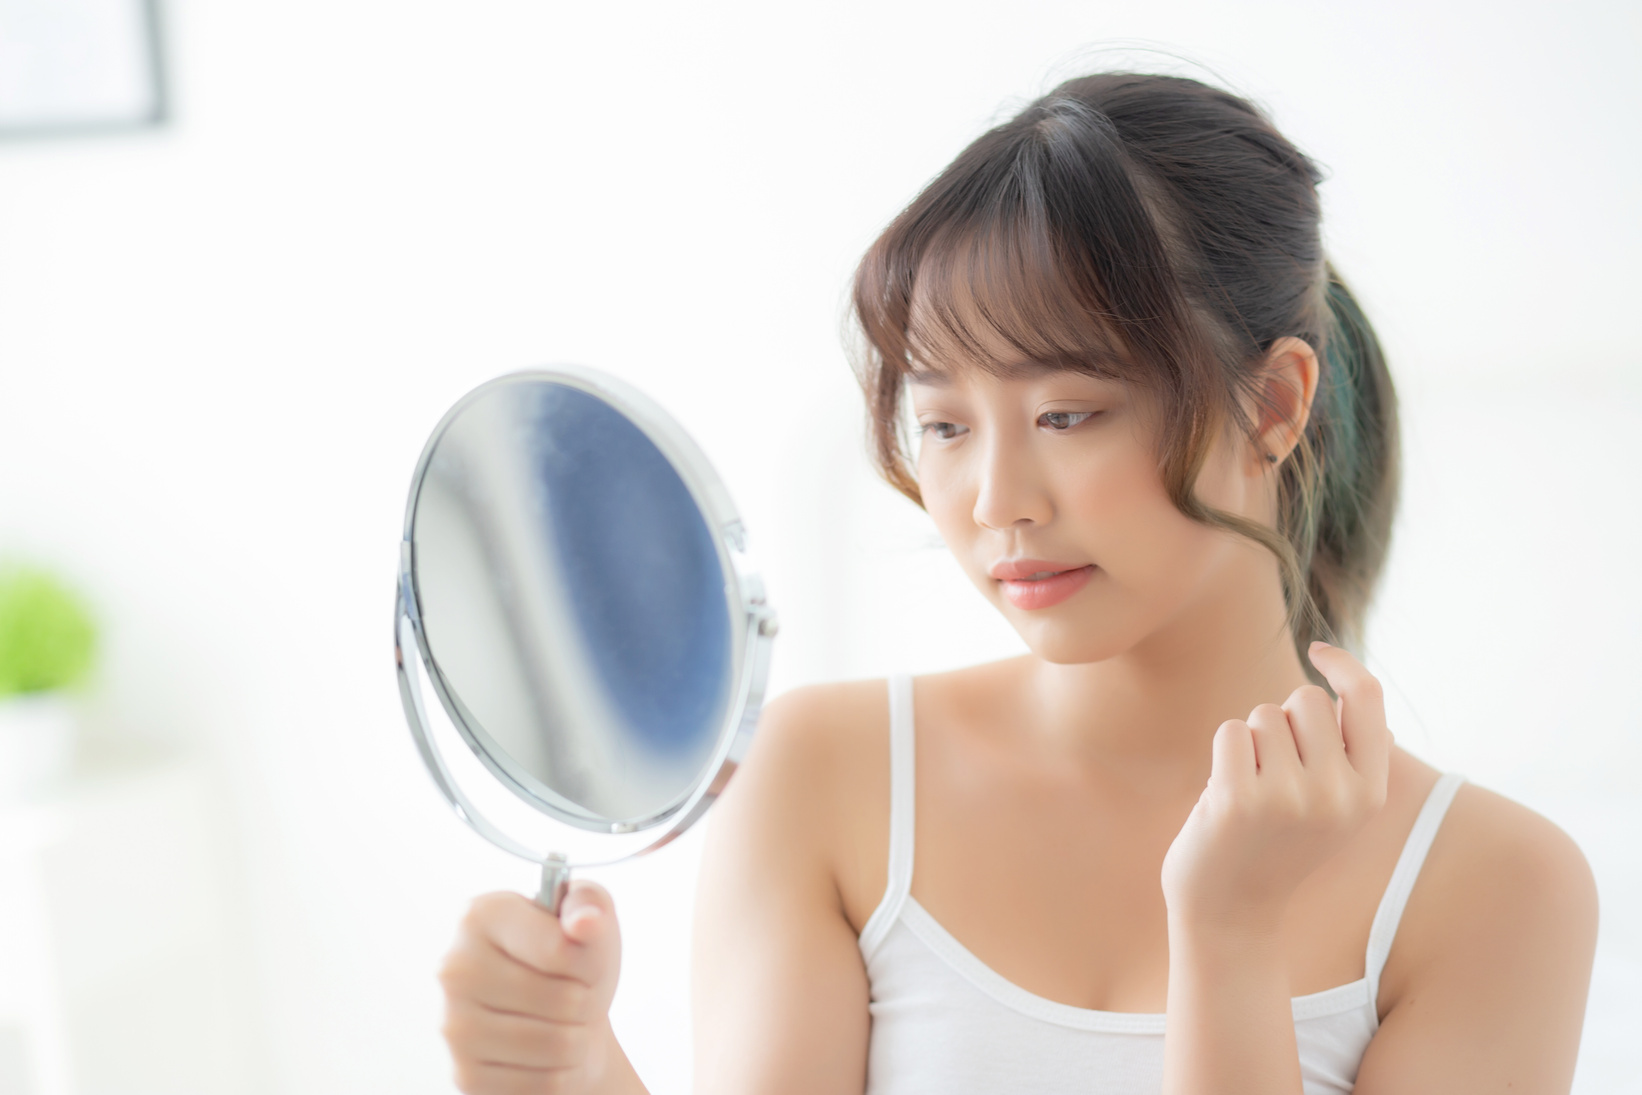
[436,73,1598,1094]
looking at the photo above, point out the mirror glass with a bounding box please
[407,375,743,831]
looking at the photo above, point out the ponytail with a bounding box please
[1283,266,1400,658]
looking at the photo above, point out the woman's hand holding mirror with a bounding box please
[440,884,640,1095]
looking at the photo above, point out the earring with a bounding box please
[1264,452,1279,464]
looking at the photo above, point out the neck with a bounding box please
[1026,563,1312,774]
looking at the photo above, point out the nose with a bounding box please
[971,432,1053,531]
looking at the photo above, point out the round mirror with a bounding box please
[394,367,776,910]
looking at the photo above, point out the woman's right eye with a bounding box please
[921,421,966,441]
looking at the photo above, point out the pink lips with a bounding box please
[989,559,1096,610]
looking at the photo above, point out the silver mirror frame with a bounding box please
[394,367,777,900]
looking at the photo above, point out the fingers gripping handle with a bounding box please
[536,853,571,915]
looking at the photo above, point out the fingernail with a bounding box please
[1310,640,1330,649]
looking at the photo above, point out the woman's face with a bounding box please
[909,363,1273,665]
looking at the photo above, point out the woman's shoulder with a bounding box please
[1442,780,1594,884]
[704,678,898,932]
[747,656,1032,760]
[1414,772,1597,942]
[719,677,895,818]
[735,678,895,816]
[1417,776,1598,946]
[1379,756,1597,1039]
[755,677,895,750]
[720,662,1027,928]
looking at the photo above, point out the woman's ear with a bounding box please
[1251,336,1319,469]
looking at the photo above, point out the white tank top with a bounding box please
[858,675,1464,1095]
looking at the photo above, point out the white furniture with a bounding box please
[0,755,255,1095]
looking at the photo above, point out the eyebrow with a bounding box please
[905,356,1125,387]
[906,367,952,386]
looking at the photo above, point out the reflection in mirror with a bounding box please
[411,379,735,829]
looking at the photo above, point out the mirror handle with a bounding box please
[536,853,571,915]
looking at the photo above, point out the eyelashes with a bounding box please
[1039,411,1095,431]
[917,410,1101,441]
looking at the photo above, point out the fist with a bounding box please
[439,882,622,1095]
[1161,642,1392,930]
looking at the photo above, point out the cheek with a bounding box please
[1189,437,1249,516]
[916,453,1001,597]
[1059,440,1168,539]
[1060,446,1228,589]
[920,471,976,552]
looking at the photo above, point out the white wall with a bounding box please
[0,0,1637,1092]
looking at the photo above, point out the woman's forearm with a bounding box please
[590,1017,652,1095]
[1157,645,1393,1095]
[1161,915,1304,1095]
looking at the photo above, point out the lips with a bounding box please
[989,559,1096,610]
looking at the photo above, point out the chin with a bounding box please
[1009,611,1140,666]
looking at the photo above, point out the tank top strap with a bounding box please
[1364,771,1466,1002]
[859,674,916,960]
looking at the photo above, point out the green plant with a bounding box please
[0,564,96,698]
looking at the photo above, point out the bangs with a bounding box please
[852,88,1223,501]
[905,219,1134,383]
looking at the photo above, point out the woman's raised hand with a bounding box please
[439,883,635,1095]
[1161,641,1392,932]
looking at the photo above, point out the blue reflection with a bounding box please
[521,384,732,757]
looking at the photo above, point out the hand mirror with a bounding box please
[394,368,776,913]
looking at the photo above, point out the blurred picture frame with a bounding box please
[0,0,167,137]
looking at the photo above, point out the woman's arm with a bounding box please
[692,685,878,1095]
[1160,642,1392,1095]
[1159,642,1598,1094]
[1161,918,1302,1093]
[1353,785,1597,1093]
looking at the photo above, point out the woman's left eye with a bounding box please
[1039,411,1095,431]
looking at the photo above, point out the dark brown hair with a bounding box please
[851,72,1400,661]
